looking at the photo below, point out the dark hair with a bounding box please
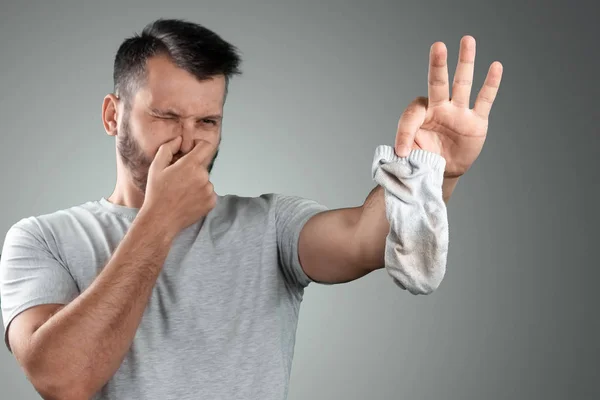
[113,18,242,105]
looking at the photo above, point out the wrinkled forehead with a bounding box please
[134,55,226,116]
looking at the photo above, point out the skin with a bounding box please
[299,36,503,282]
[6,36,502,398]
[104,54,225,207]
[6,55,226,399]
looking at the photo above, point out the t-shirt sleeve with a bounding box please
[274,194,329,288]
[0,219,80,349]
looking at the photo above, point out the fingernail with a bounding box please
[396,146,409,157]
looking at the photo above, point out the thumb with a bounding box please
[150,136,183,171]
[395,97,428,157]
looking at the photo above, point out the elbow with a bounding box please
[22,355,92,400]
[37,387,90,400]
[29,373,91,400]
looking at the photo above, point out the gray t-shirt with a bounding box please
[1,193,328,399]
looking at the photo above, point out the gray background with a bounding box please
[1,0,598,399]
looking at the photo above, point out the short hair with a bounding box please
[113,18,242,105]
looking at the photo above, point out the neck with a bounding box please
[107,160,146,209]
[107,186,145,210]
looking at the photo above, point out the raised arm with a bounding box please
[297,35,503,290]
[2,137,217,399]
[6,211,175,400]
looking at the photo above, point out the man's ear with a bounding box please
[102,94,120,136]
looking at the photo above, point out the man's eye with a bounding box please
[202,119,217,125]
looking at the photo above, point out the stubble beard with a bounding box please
[116,115,219,195]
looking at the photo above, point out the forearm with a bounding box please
[299,148,450,289]
[299,186,389,283]
[357,174,457,269]
[353,185,387,272]
[360,148,449,294]
[25,210,175,399]
[355,175,454,261]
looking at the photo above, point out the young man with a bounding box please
[0,19,502,400]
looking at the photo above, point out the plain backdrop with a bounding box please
[0,0,598,399]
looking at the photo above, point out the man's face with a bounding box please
[116,55,225,193]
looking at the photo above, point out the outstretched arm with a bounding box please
[297,35,502,290]
[299,146,449,293]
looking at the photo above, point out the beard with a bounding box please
[116,115,219,194]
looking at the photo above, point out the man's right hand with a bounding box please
[3,136,215,399]
[142,136,218,236]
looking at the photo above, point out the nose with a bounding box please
[179,119,197,154]
[180,134,194,154]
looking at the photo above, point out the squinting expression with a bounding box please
[116,55,226,193]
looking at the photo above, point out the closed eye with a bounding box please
[149,108,179,120]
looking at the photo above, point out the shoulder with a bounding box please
[3,200,103,248]
[215,193,277,212]
[212,193,327,231]
[211,193,280,227]
[214,193,326,217]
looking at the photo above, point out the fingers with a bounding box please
[473,61,503,119]
[451,36,476,108]
[180,140,218,167]
[395,97,428,157]
[150,136,183,171]
[428,42,450,107]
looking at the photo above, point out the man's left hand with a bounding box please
[394,35,504,178]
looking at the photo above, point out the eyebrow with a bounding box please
[150,108,222,120]
[202,114,223,121]
[150,108,179,118]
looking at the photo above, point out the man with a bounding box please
[0,19,502,400]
